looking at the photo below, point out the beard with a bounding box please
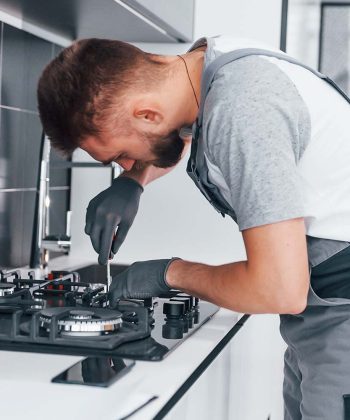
[143,129,185,169]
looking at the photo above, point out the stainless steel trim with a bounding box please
[0,104,39,115]
[37,137,51,257]
[49,186,70,191]
[0,186,70,193]
[65,211,72,237]
[31,135,72,268]
[50,161,115,169]
[41,239,71,252]
[0,9,72,47]
[0,188,37,193]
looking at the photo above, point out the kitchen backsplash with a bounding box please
[0,22,70,269]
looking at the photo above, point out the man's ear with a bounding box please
[133,102,163,125]
[134,109,156,122]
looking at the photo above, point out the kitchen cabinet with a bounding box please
[167,315,285,420]
[0,0,194,45]
[0,303,246,420]
[123,0,194,42]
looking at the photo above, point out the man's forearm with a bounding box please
[166,259,307,314]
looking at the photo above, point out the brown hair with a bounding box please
[37,38,162,155]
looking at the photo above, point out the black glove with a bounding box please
[108,258,179,303]
[85,177,143,265]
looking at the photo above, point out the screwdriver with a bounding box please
[106,231,117,293]
[106,259,112,293]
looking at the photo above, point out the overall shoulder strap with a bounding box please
[197,47,350,127]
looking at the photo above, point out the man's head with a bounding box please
[37,38,201,170]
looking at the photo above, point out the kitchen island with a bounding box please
[0,311,246,420]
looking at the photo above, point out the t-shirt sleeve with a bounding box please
[205,56,311,230]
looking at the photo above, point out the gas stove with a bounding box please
[0,268,219,361]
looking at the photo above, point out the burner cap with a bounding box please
[69,310,94,320]
[0,282,15,297]
[39,307,123,337]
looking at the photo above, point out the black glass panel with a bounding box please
[21,189,36,267]
[47,188,70,260]
[0,187,70,269]
[49,188,69,236]
[50,147,70,188]
[0,190,36,269]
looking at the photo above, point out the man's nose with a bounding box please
[117,158,136,171]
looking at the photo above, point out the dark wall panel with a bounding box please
[0,23,71,269]
[0,108,42,189]
[0,190,35,269]
[1,24,52,111]
[0,189,69,269]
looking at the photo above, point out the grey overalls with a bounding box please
[187,48,350,419]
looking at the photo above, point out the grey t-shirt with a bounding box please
[203,51,311,230]
[193,38,350,293]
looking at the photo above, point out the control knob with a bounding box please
[163,301,185,319]
[170,297,191,313]
[176,293,199,308]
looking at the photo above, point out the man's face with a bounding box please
[81,126,185,172]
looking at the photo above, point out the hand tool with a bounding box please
[106,231,117,293]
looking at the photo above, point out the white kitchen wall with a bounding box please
[69,2,286,419]
[70,143,246,264]
[194,0,282,46]
[287,0,321,67]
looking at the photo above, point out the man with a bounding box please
[38,36,350,419]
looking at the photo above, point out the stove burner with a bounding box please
[0,282,15,297]
[0,268,218,361]
[39,307,123,337]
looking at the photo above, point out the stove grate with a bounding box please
[0,306,150,350]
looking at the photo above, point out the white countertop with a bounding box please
[0,256,244,420]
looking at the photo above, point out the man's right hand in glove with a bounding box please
[85,176,143,265]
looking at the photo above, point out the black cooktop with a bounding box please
[0,268,219,361]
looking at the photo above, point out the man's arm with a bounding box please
[166,218,309,314]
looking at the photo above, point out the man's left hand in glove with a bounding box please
[108,258,180,304]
